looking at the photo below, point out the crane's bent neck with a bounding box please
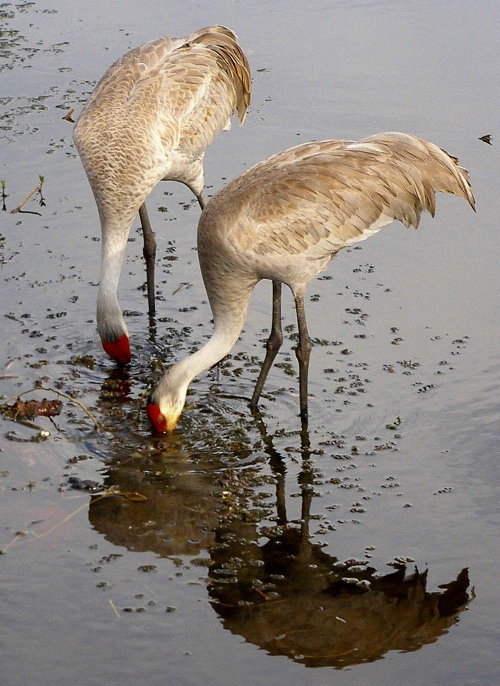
[154,286,254,409]
[172,301,250,386]
[96,219,131,342]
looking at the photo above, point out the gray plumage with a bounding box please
[73,26,251,363]
[147,132,475,431]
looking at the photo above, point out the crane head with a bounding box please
[146,398,183,433]
[102,334,131,365]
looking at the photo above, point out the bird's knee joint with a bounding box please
[143,242,157,261]
[267,331,283,352]
[295,342,311,364]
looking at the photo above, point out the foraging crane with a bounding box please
[146,132,475,432]
[73,26,251,364]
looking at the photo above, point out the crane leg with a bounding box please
[251,280,283,407]
[139,203,156,315]
[294,292,311,424]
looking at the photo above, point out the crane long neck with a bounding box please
[96,223,130,341]
[172,295,252,387]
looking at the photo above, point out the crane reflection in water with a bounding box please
[87,410,472,668]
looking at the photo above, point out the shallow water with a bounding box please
[1,1,498,685]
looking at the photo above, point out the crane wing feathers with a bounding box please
[187,28,251,123]
[76,26,250,157]
[216,133,474,259]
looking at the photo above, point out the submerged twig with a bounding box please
[109,600,121,619]
[0,489,128,553]
[11,176,45,215]
[1,179,7,212]
[1,499,88,553]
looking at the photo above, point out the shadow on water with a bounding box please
[88,383,473,669]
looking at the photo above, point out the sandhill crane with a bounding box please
[73,26,251,364]
[146,132,475,432]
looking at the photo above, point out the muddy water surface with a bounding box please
[1,1,498,685]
